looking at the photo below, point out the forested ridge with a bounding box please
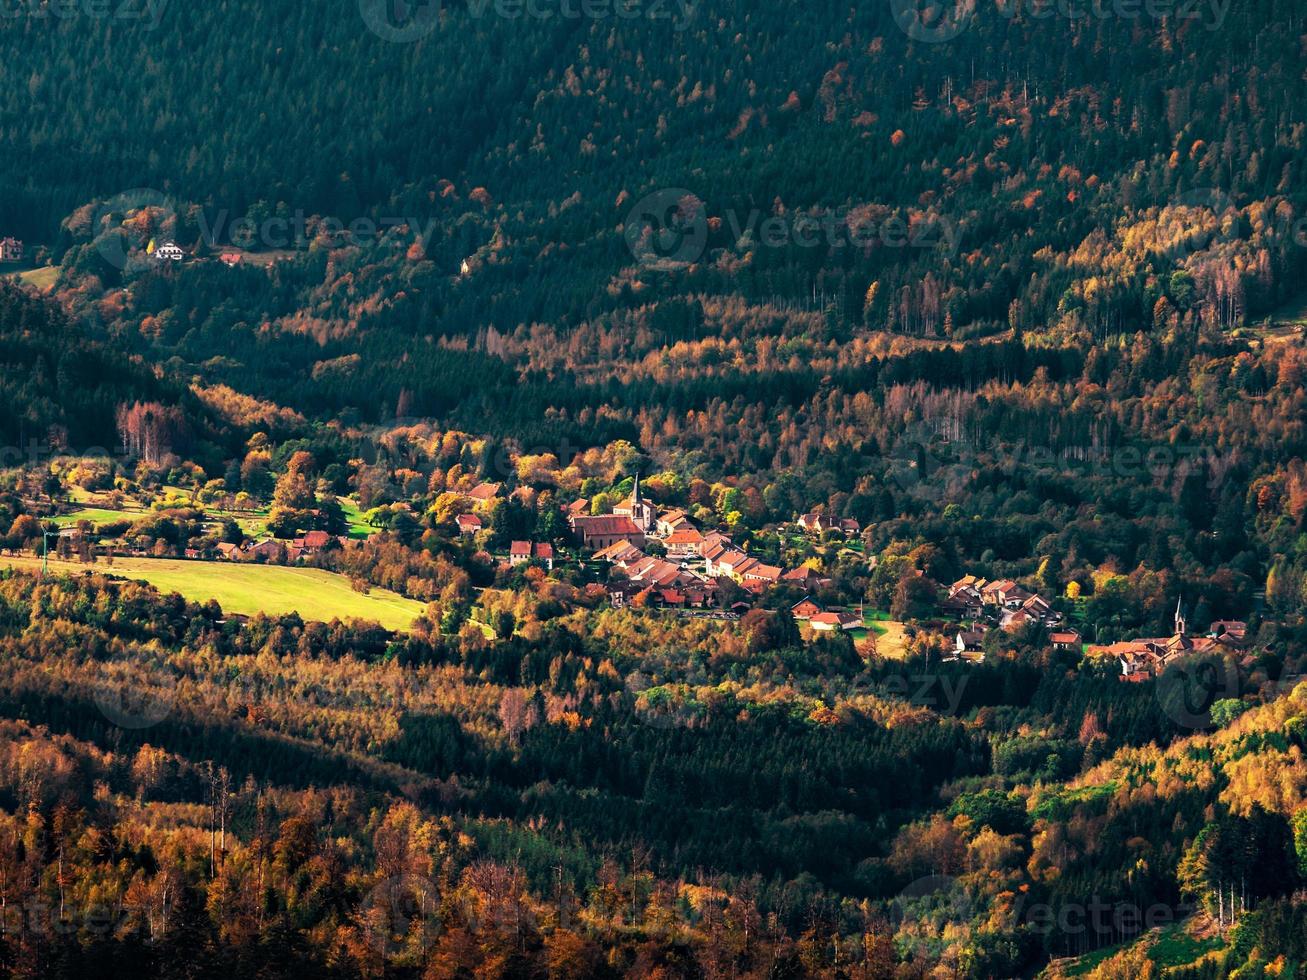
[1,0,1307,976]
[0,569,1303,979]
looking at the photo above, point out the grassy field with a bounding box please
[20,266,59,289]
[51,490,378,540]
[850,610,910,658]
[1,555,425,630]
[2,264,59,290]
[1047,922,1224,978]
[338,497,377,538]
[51,507,144,527]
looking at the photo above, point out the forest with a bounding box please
[1,0,1307,976]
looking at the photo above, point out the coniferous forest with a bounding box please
[1,0,1307,977]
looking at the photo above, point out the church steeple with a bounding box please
[631,471,640,504]
[1175,596,1186,637]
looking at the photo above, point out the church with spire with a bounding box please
[1086,595,1249,681]
[613,472,656,533]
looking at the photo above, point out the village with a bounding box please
[13,451,1257,685]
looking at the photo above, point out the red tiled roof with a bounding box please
[573,515,642,535]
[664,528,704,545]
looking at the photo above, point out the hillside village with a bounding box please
[7,437,1261,685]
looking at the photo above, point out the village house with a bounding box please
[593,539,646,567]
[796,512,860,536]
[509,541,555,570]
[980,579,1033,609]
[662,527,704,560]
[655,509,693,536]
[951,626,988,662]
[709,550,757,580]
[1087,600,1243,681]
[791,596,823,620]
[1000,593,1063,631]
[0,237,23,263]
[1208,620,1249,646]
[1049,628,1082,651]
[782,566,830,591]
[292,529,335,553]
[606,581,644,607]
[943,578,985,617]
[625,555,692,588]
[465,481,502,505]
[740,562,783,587]
[809,610,862,632]
[700,534,733,568]
[246,539,286,563]
[219,252,242,266]
[455,513,483,537]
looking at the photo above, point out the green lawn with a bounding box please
[3,265,59,290]
[55,492,378,542]
[338,497,377,539]
[51,508,143,527]
[2,555,425,630]
[1149,926,1223,969]
[1051,922,1222,977]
